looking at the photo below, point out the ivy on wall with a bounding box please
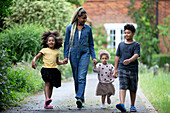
[158,16,170,53]
[127,0,160,67]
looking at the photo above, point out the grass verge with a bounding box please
[139,69,170,113]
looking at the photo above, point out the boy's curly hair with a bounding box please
[40,30,63,49]
[124,24,136,33]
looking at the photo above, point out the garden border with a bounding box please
[138,85,158,113]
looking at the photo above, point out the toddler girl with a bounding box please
[93,50,116,109]
[32,30,65,109]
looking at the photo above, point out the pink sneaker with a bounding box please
[45,98,52,106]
[44,105,53,109]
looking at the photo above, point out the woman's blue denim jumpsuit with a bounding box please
[64,24,96,101]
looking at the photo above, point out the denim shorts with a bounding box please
[118,69,138,93]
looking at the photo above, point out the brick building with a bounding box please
[82,0,170,54]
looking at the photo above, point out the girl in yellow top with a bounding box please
[32,30,65,109]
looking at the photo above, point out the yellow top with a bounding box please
[40,48,60,68]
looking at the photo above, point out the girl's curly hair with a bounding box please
[40,30,63,49]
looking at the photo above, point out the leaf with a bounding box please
[19,97,24,101]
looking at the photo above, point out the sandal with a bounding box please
[44,105,53,109]
[130,105,137,112]
[107,96,111,104]
[76,99,83,108]
[45,98,52,106]
[116,103,126,112]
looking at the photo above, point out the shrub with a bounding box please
[4,0,74,35]
[0,23,49,64]
[152,54,170,69]
[7,62,44,93]
[0,48,13,110]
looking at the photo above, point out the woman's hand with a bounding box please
[93,59,98,65]
[93,62,97,69]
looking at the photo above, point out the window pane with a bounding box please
[110,30,112,34]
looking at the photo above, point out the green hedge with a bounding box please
[152,54,170,68]
[0,23,49,64]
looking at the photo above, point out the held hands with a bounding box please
[93,59,98,65]
[93,61,97,69]
[63,58,68,64]
[123,59,130,65]
[112,69,118,78]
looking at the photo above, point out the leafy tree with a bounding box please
[66,0,86,6]
[158,16,170,53]
[127,0,160,67]
[0,0,13,31]
[4,0,75,35]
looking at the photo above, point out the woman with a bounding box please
[63,7,97,108]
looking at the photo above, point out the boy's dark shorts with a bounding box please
[118,69,138,93]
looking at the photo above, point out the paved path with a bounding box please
[2,73,157,113]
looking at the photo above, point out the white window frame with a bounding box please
[104,23,137,49]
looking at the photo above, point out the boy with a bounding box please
[114,24,140,112]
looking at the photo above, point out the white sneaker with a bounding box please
[101,104,106,109]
